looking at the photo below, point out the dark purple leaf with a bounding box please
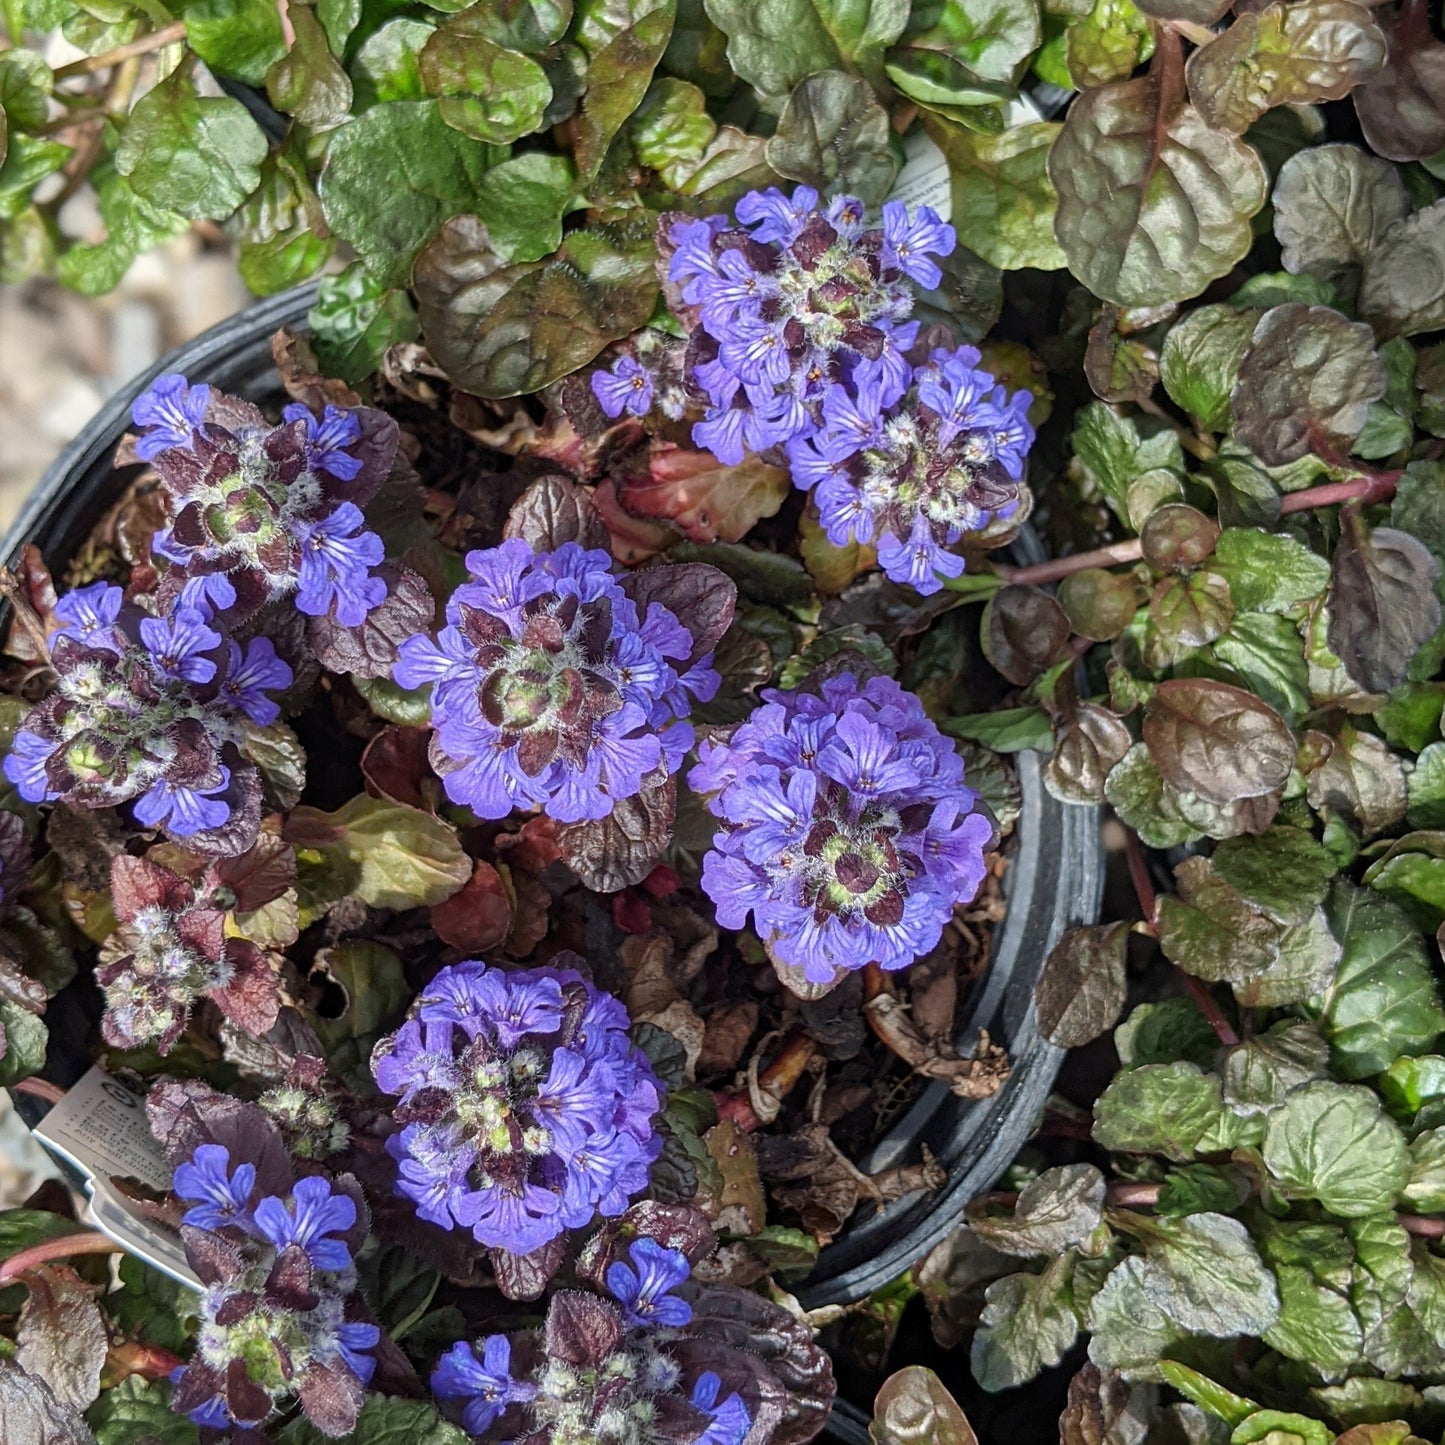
[1034,923,1131,1049]
[619,563,738,666]
[1328,512,1443,694]
[556,775,677,892]
[308,563,437,679]
[544,1289,624,1367]
[1353,0,1445,161]
[1139,504,1220,572]
[490,1237,565,1301]
[15,1267,105,1411]
[1143,678,1296,806]
[503,473,611,553]
[983,585,1071,687]
[297,1358,365,1437]
[1044,704,1132,806]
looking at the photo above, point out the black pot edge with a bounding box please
[823,1397,872,1444]
[1,284,1104,1314]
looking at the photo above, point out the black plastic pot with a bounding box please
[2,288,1102,1326]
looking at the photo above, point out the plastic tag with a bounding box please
[32,1066,200,1289]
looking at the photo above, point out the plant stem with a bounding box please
[996,470,1401,588]
[13,1077,66,1105]
[0,1231,121,1285]
[1107,1181,1163,1207]
[1123,826,1158,931]
[1398,1213,1445,1239]
[715,1030,819,1133]
[52,20,185,80]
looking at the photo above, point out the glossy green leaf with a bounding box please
[765,70,896,203]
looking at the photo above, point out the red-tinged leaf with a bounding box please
[1353,0,1445,161]
[264,1244,319,1314]
[574,1201,717,1290]
[308,563,437,679]
[504,868,552,957]
[15,1266,106,1411]
[495,814,562,875]
[361,726,437,811]
[149,1080,294,1197]
[545,1289,624,1366]
[179,1224,245,1289]
[0,1360,95,1444]
[983,585,1071,687]
[557,776,677,893]
[613,443,789,546]
[491,1236,565,1301]
[593,476,680,564]
[619,564,737,665]
[211,942,280,1036]
[872,1366,979,1445]
[503,473,611,553]
[210,832,296,912]
[4,544,60,664]
[430,860,514,952]
[612,890,653,934]
[110,855,193,921]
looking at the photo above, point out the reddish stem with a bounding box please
[1107,1181,1163,1208]
[13,1077,66,1105]
[0,1231,121,1285]
[995,471,1401,589]
[715,1031,819,1133]
[1398,1214,1445,1239]
[1123,828,1158,931]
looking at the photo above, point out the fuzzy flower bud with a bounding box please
[689,672,995,992]
[393,540,722,824]
[788,345,1033,594]
[370,956,664,1259]
[666,189,953,463]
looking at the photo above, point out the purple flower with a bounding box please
[668,187,948,459]
[252,1174,357,1272]
[173,1143,256,1231]
[132,373,211,460]
[881,200,955,290]
[218,637,291,726]
[432,1336,537,1436]
[371,958,663,1253]
[606,1238,694,1329]
[789,345,1033,595]
[394,541,717,825]
[690,673,994,990]
[53,582,123,650]
[692,1371,752,1445]
[591,355,655,418]
[133,770,233,836]
[138,609,221,684]
[4,729,59,803]
[337,1322,381,1386]
[294,502,387,626]
[283,401,364,480]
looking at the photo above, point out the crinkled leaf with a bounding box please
[1185,2,1385,136]
[883,0,1038,108]
[1084,305,1159,407]
[1273,144,1410,291]
[115,71,267,221]
[416,211,659,397]
[1262,1079,1409,1216]
[16,1267,105,1411]
[1065,0,1154,90]
[320,101,499,289]
[1212,826,1337,926]
[1406,743,1445,831]
[870,1367,978,1445]
[472,152,577,264]
[182,0,288,85]
[1263,1265,1363,1382]
[944,705,1055,753]
[86,1377,195,1445]
[556,775,676,892]
[1057,569,1138,643]
[1352,0,1445,163]
[1115,998,1219,1071]
[1231,303,1386,466]
[702,0,909,96]
[1049,64,1267,307]
[1400,1127,1445,1212]
[573,0,677,180]
[0,52,52,133]
[1328,512,1443,695]
[765,71,896,204]
[1044,704,1132,806]
[967,1165,1107,1257]
[1149,572,1232,651]
[1306,725,1408,839]
[350,18,436,104]
[1359,200,1445,341]
[1070,401,1185,532]
[1157,856,1282,984]
[1159,304,1257,434]
[1312,880,1445,1079]
[1103,744,1201,851]
[504,473,610,552]
[267,3,353,130]
[1209,527,1331,614]
[309,262,421,386]
[0,1361,96,1445]
[971,1253,1080,1393]
[276,1396,467,1444]
[418,11,552,143]
[1365,840,1445,933]
[1093,1063,1247,1163]
[1222,1019,1330,1115]
[982,585,1070,687]
[924,117,1065,272]
[1208,611,1311,724]
[0,995,47,1086]
[612,446,789,545]
[1143,678,1295,807]
[1085,1256,1191,1381]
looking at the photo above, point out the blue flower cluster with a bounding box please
[393,540,718,824]
[169,1143,379,1435]
[432,1238,750,1445]
[690,672,995,989]
[790,344,1033,594]
[134,373,397,627]
[667,187,954,464]
[370,958,663,1256]
[3,578,291,850]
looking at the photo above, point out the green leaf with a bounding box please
[0,132,70,221]
[967,1164,1106,1257]
[1207,611,1310,722]
[1157,855,1283,985]
[1209,528,1331,614]
[1123,1211,1280,1337]
[970,1253,1080,1392]
[573,0,677,180]
[942,704,1053,752]
[1211,826,1336,925]
[1103,743,1202,850]
[1359,199,1445,340]
[1115,998,1219,1070]
[1408,744,1445,830]
[1222,1019,1330,1115]
[765,70,896,204]
[1065,0,1153,89]
[419,10,552,143]
[183,0,289,84]
[1085,1256,1191,1380]
[1312,880,1445,1078]
[1263,1079,1410,1216]
[267,0,353,130]
[628,77,715,183]
[289,793,471,912]
[415,209,659,397]
[308,261,420,385]
[924,116,1065,271]
[310,938,411,1084]
[0,51,52,132]
[0,1210,87,1265]
[0,995,46,1085]
[1400,1125,1445,1211]
[884,0,1040,109]
[350,17,436,104]
[107,1254,192,1353]
[1184,2,1387,135]
[1094,1062,1252,1162]
[320,100,499,288]
[471,151,576,263]
[1364,839,1445,932]
[278,1396,468,1445]
[702,0,909,96]
[1049,73,1267,306]
[115,70,267,221]
[1159,303,1257,433]
[1231,907,1343,1009]
[57,158,187,295]
[235,150,334,297]
[1070,401,1185,531]
[87,1376,196,1445]
[1233,1410,1333,1445]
